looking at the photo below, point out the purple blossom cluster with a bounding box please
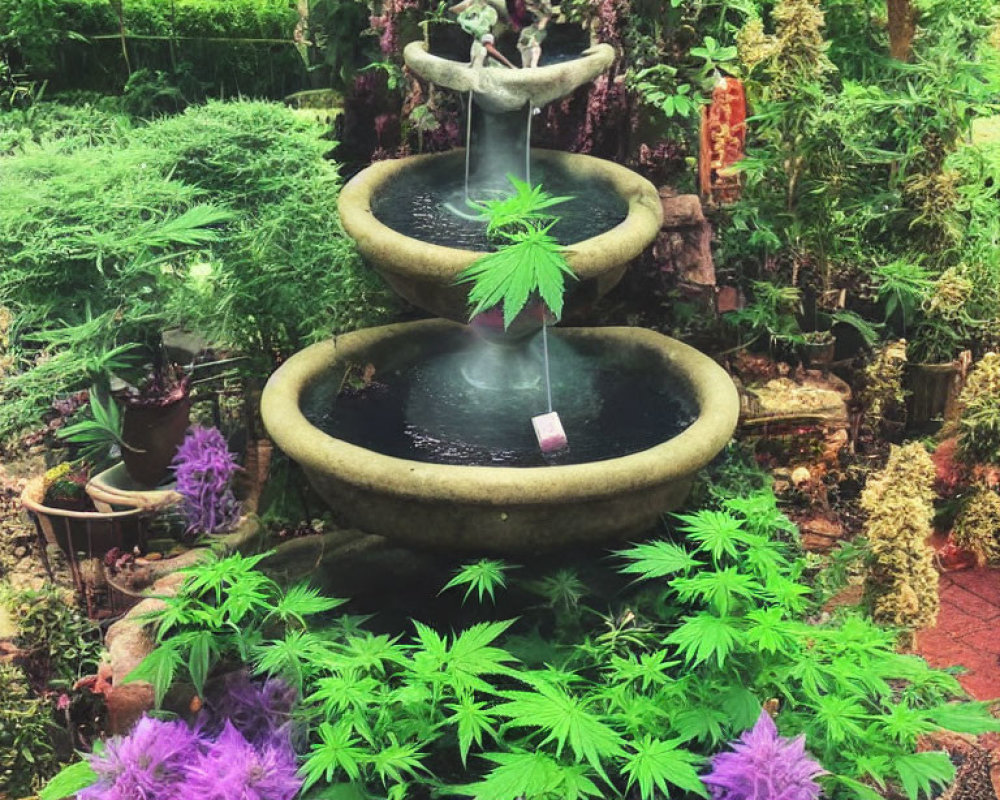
[702,711,826,800]
[80,712,301,800]
[171,426,241,534]
[198,672,299,748]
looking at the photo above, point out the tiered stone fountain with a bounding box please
[261,17,739,555]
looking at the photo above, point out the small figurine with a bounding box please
[517,0,553,68]
[449,0,517,69]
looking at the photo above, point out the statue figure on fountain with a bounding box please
[449,0,517,69]
[517,0,553,68]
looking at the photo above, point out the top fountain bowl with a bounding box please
[403,40,616,114]
[338,148,664,323]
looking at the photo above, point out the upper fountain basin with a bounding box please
[403,40,616,114]
[337,149,663,323]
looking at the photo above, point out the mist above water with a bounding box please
[302,330,697,468]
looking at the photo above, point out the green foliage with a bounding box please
[38,757,98,800]
[455,177,576,328]
[0,662,60,797]
[2,584,103,690]
[470,177,572,241]
[0,98,395,441]
[441,559,510,605]
[119,475,1000,800]
[123,550,344,704]
[455,225,576,328]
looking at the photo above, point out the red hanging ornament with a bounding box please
[699,76,746,204]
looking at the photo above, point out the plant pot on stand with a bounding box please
[21,476,159,619]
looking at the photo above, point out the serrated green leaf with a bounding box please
[39,759,98,800]
[621,736,708,800]
[615,540,700,580]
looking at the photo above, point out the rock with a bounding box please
[658,191,706,227]
[790,466,812,486]
[742,373,852,427]
[798,515,845,553]
[12,546,26,558]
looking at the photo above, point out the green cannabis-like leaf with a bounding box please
[440,559,510,605]
[494,677,625,777]
[471,175,573,240]
[454,225,576,329]
[621,736,708,800]
[615,540,700,581]
[449,751,602,800]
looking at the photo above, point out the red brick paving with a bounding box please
[916,568,1000,700]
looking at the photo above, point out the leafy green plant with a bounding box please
[724,280,805,349]
[441,559,511,605]
[122,550,344,704]
[0,662,58,797]
[872,258,934,335]
[57,388,135,467]
[455,178,576,328]
[112,478,1000,800]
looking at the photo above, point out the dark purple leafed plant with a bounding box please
[198,672,298,747]
[172,426,241,534]
[701,710,826,800]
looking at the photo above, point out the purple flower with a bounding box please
[702,711,826,800]
[198,672,298,747]
[184,721,302,800]
[80,716,203,800]
[171,426,241,534]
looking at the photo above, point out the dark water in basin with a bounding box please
[301,331,697,468]
[370,159,629,251]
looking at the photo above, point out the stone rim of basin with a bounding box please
[261,319,739,506]
[402,41,616,114]
[337,149,663,323]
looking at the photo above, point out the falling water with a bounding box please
[464,89,473,201]
[541,321,553,414]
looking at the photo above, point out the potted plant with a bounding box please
[904,267,974,424]
[115,352,192,488]
[20,463,156,618]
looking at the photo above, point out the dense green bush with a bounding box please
[0,99,396,441]
[0,0,307,98]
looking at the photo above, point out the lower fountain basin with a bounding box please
[338,149,663,324]
[261,319,739,555]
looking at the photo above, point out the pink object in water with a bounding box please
[532,411,568,453]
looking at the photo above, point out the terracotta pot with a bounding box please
[120,394,192,488]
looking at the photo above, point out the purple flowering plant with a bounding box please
[172,426,241,534]
[702,710,826,800]
[72,714,301,800]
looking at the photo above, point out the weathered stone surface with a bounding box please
[403,41,615,114]
[261,320,740,555]
[339,149,663,323]
[659,191,706,227]
[742,373,852,426]
[655,190,715,290]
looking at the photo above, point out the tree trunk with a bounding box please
[887,0,916,61]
